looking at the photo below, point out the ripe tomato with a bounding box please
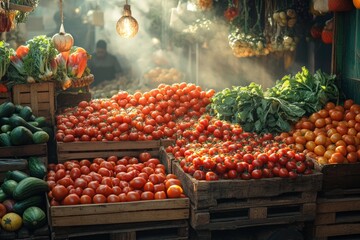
[93,194,107,203]
[193,170,206,180]
[70,168,81,181]
[205,171,219,181]
[251,169,262,179]
[126,191,141,201]
[52,185,68,201]
[130,177,147,189]
[107,194,120,203]
[154,191,167,199]
[278,168,289,178]
[141,191,155,200]
[96,185,113,197]
[165,179,182,189]
[63,194,80,205]
[166,185,183,198]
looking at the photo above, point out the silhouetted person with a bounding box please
[88,40,123,86]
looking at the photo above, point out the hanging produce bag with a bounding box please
[314,0,353,12]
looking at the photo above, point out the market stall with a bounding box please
[1,0,360,240]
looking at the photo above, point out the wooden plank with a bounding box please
[12,82,55,125]
[317,197,360,213]
[314,160,360,191]
[56,92,92,109]
[52,220,188,239]
[0,158,28,171]
[0,92,11,104]
[315,213,336,225]
[52,208,189,227]
[315,223,360,238]
[173,161,322,209]
[0,144,47,158]
[249,207,267,219]
[57,141,161,152]
[51,198,189,217]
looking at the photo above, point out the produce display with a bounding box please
[90,77,139,99]
[0,157,48,233]
[56,83,213,142]
[0,41,12,82]
[46,153,185,205]
[1,35,91,90]
[0,102,51,146]
[209,67,339,133]
[143,67,183,86]
[281,99,360,164]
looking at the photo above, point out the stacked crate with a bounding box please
[313,162,360,240]
[12,82,55,125]
[50,140,189,240]
[171,159,323,239]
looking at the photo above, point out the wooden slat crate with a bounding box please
[313,160,360,193]
[0,158,27,182]
[191,191,317,231]
[172,161,323,210]
[50,219,188,240]
[0,92,11,104]
[57,139,174,164]
[0,144,47,158]
[12,82,55,125]
[49,198,189,227]
[314,194,360,240]
[56,92,91,110]
[0,225,49,240]
[49,145,189,239]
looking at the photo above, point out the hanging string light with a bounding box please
[116,0,139,38]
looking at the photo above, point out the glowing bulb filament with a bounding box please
[116,4,139,38]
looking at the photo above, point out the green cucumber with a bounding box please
[0,102,16,118]
[22,206,47,230]
[6,170,29,182]
[10,126,33,146]
[0,132,11,146]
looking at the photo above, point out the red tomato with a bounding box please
[93,194,107,203]
[279,168,289,178]
[143,182,154,192]
[141,191,155,200]
[126,191,141,201]
[55,169,66,181]
[88,181,100,190]
[96,185,113,197]
[79,159,91,167]
[165,179,182,189]
[107,194,120,203]
[74,178,88,189]
[52,185,68,202]
[205,171,219,181]
[82,187,96,198]
[57,177,74,187]
[154,191,167,199]
[130,177,146,189]
[63,194,80,205]
[70,168,81,180]
[139,152,151,163]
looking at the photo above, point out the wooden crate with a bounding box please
[0,225,49,240]
[0,144,47,158]
[48,198,189,227]
[172,161,323,210]
[49,144,189,239]
[314,194,360,240]
[56,92,91,110]
[0,92,11,104]
[313,160,360,193]
[50,219,188,240]
[56,139,174,164]
[0,158,27,182]
[190,191,317,231]
[12,82,55,125]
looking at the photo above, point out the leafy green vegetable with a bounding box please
[267,67,339,115]
[0,41,14,80]
[22,35,58,82]
[209,67,339,134]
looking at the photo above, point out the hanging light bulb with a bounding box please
[116,0,139,38]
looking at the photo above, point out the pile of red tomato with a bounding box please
[55,83,214,142]
[47,153,185,206]
[167,120,314,180]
